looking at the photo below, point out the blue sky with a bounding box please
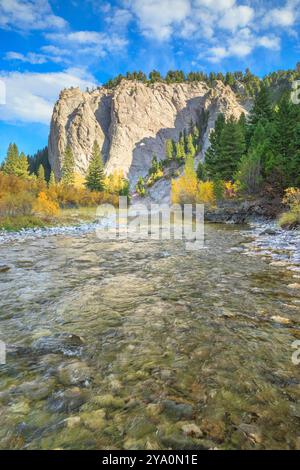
[0,0,299,161]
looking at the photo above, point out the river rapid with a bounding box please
[0,221,300,450]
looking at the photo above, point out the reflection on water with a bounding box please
[0,223,300,450]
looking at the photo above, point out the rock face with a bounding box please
[48,80,247,185]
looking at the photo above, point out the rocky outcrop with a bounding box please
[204,197,285,224]
[48,80,247,185]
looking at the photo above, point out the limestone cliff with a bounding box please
[48,80,248,185]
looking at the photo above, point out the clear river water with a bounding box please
[0,222,300,450]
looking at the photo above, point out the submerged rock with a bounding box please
[0,265,10,272]
[47,387,88,413]
[64,416,81,428]
[157,426,211,450]
[161,400,193,420]
[57,361,93,386]
[238,423,262,444]
[9,401,30,415]
[91,394,124,409]
[271,315,291,325]
[32,334,84,357]
[181,423,203,438]
[126,417,156,439]
[80,409,106,431]
[13,379,56,401]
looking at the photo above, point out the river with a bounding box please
[0,222,300,449]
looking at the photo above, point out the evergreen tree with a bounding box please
[165,139,174,161]
[270,93,299,186]
[290,122,300,187]
[38,164,45,182]
[2,144,29,178]
[16,152,30,179]
[235,149,263,194]
[247,84,273,143]
[149,70,162,83]
[85,141,105,191]
[149,154,162,175]
[192,125,200,151]
[28,147,50,180]
[176,141,185,161]
[2,143,19,175]
[49,170,56,187]
[196,162,207,181]
[205,114,225,178]
[186,134,196,158]
[136,176,146,197]
[62,145,75,185]
[218,117,246,180]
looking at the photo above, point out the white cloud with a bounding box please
[1,0,298,73]
[5,51,48,64]
[0,69,96,124]
[219,5,254,31]
[44,30,128,60]
[0,0,67,31]
[206,28,282,62]
[127,0,191,40]
[258,35,281,50]
[105,7,133,31]
[207,46,229,62]
[125,0,292,60]
[194,0,236,11]
[48,31,105,45]
[264,6,295,27]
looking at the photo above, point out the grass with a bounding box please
[0,216,47,232]
[278,207,300,229]
[0,207,99,232]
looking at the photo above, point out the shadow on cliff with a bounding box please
[95,94,113,163]
[128,95,210,183]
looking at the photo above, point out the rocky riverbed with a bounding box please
[0,221,299,450]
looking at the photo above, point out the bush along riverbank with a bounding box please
[0,141,129,232]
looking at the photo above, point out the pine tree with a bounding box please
[62,145,75,185]
[165,140,174,161]
[192,125,200,151]
[247,84,273,144]
[176,141,186,161]
[205,114,225,178]
[269,93,299,186]
[187,134,196,158]
[196,162,207,181]
[250,84,273,123]
[290,122,300,187]
[136,176,146,197]
[85,141,105,191]
[2,143,19,175]
[218,117,246,180]
[16,152,30,179]
[49,171,56,187]
[184,148,196,177]
[38,164,45,182]
[235,149,263,194]
[2,144,29,178]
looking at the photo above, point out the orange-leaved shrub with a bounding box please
[0,171,120,227]
[171,160,216,206]
[32,192,59,217]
